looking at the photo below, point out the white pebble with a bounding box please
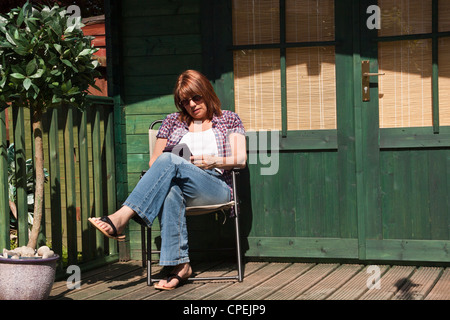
[37,246,51,256]
[42,250,54,259]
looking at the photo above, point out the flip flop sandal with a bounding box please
[88,216,126,242]
[154,273,189,291]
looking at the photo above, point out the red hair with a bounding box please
[173,70,222,124]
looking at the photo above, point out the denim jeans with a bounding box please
[123,152,231,266]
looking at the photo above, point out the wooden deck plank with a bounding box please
[234,263,315,300]
[114,276,161,300]
[296,264,364,300]
[425,267,450,300]
[203,263,290,300]
[359,266,416,300]
[325,265,390,300]
[85,268,148,300]
[50,261,144,299]
[171,262,266,300]
[264,263,340,300]
[392,267,443,300]
[63,264,148,300]
[117,261,228,300]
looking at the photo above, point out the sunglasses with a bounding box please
[179,94,203,108]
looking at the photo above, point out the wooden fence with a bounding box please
[0,96,118,275]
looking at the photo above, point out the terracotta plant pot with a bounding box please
[0,255,59,300]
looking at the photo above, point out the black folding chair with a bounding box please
[140,120,244,285]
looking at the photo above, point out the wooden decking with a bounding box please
[49,260,450,300]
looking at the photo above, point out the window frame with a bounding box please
[230,0,339,137]
[372,0,450,134]
[358,0,450,149]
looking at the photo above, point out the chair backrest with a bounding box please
[149,120,163,158]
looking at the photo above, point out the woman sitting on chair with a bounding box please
[89,69,247,290]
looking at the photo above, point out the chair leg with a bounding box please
[141,225,146,269]
[234,213,243,282]
[232,170,244,282]
[147,227,152,286]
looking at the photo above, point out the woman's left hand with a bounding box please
[191,155,218,170]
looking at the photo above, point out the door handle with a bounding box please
[363,72,385,76]
[362,60,385,102]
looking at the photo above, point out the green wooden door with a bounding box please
[220,0,360,260]
[358,0,450,262]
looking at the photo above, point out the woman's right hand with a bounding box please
[191,154,218,170]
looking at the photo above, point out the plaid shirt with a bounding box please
[156,110,245,206]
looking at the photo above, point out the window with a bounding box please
[377,0,450,130]
[232,0,337,132]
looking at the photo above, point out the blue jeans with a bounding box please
[123,152,231,266]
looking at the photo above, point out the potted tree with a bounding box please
[0,2,100,299]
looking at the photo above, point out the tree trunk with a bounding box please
[27,109,44,250]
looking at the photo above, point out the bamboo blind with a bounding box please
[285,0,334,42]
[439,38,450,126]
[232,0,336,131]
[439,1,450,32]
[378,39,433,128]
[286,47,336,130]
[378,0,432,37]
[438,2,450,127]
[232,0,280,45]
[233,49,282,131]
[377,1,434,128]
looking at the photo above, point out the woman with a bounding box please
[88,70,247,290]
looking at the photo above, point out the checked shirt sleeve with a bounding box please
[228,112,245,136]
[156,113,177,139]
[220,110,245,137]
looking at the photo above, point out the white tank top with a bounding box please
[179,128,218,156]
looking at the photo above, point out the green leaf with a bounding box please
[50,19,62,36]
[61,59,73,67]
[67,87,80,95]
[52,95,61,104]
[25,19,38,33]
[29,69,44,79]
[65,24,76,34]
[17,5,24,27]
[0,75,6,88]
[61,79,72,92]
[5,31,16,45]
[78,49,92,56]
[0,40,13,48]
[53,43,62,54]
[50,69,61,76]
[12,46,28,56]
[23,78,31,90]
[62,50,71,59]
[31,83,39,95]
[26,59,37,76]
[0,23,7,35]
[10,73,25,79]
[61,59,78,72]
